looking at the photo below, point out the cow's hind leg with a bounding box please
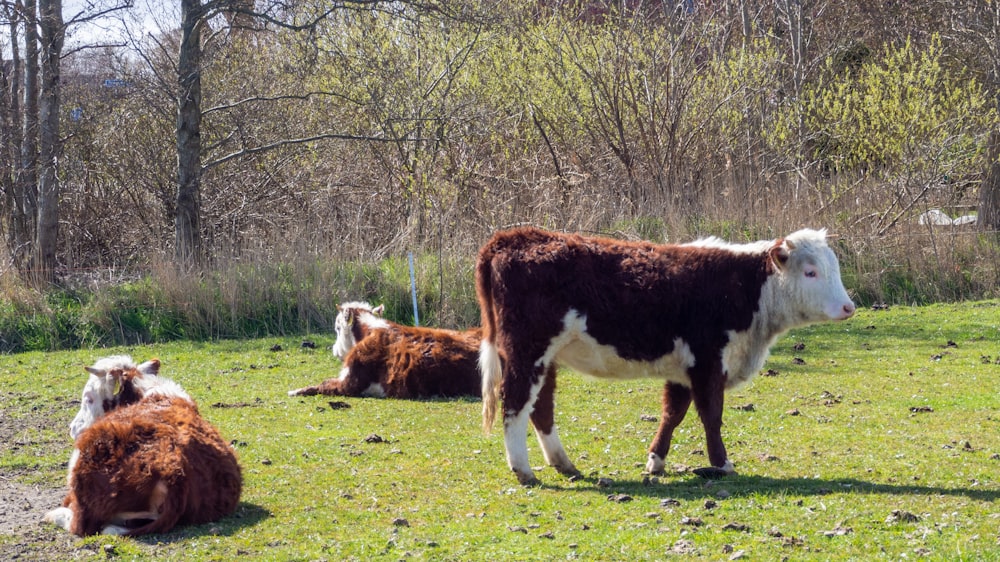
[43,506,74,532]
[646,382,692,474]
[529,365,579,479]
[691,375,735,478]
[502,361,550,486]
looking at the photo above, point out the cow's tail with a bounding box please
[477,245,502,434]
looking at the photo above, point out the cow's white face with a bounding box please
[332,301,386,359]
[774,229,855,324]
[69,356,160,440]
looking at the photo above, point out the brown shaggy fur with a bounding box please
[61,396,241,536]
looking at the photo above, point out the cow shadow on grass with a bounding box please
[543,473,1000,503]
[130,502,271,545]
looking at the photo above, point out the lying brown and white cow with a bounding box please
[288,301,483,399]
[477,227,855,485]
[44,355,242,536]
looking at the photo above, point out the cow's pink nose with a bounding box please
[842,302,856,317]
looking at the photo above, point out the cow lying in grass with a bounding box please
[288,301,483,399]
[44,355,242,536]
[477,227,856,485]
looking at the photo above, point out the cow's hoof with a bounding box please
[556,465,581,479]
[515,470,541,487]
[692,465,737,479]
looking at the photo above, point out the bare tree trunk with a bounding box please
[175,0,205,267]
[775,0,806,202]
[33,0,62,285]
[20,0,39,273]
[1,0,28,270]
[980,129,1000,231]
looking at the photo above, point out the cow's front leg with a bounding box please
[530,365,579,479]
[646,382,692,474]
[691,375,735,477]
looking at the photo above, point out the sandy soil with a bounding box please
[0,395,93,560]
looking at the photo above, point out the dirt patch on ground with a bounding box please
[0,394,86,560]
[0,476,83,560]
[0,473,66,534]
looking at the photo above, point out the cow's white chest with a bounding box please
[540,310,696,386]
[721,328,778,389]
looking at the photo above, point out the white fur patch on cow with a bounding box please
[135,376,191,403]
[66,449,80,485]
[361,383,386,398]
[721,324,779,389]
[101,524,130,536]
[43,507,73,531]
[646,452,665,474]
[684,236,772,254]
[540,309,696,385]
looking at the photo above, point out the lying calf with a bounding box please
[45,356,242,536]
[289,301,483,398]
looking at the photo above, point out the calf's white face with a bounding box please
[68,356,160,440]
[774,229,855,324]
[332,301,386,359]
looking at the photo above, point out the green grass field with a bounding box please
[2,301,999,560]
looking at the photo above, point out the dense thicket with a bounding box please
[2,1,999,350]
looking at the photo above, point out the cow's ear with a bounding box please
[372,304,385,316]
[345,309,356,326]
[769,239,790,270]
[85,366,103,377]
[138,359,160,377]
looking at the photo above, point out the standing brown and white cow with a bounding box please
[477,227,855,485]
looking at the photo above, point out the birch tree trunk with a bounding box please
[1,0,29,270]
[20,0,39,273]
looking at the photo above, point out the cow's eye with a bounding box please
[804,269,818,278]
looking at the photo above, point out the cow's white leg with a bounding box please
[529,364,578,477]
[503,407,536,485]
[645,452,665,474]
[533,425,576,476]
[503,370,554,485]
[43,507,73,531]
[101,524,130,536]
